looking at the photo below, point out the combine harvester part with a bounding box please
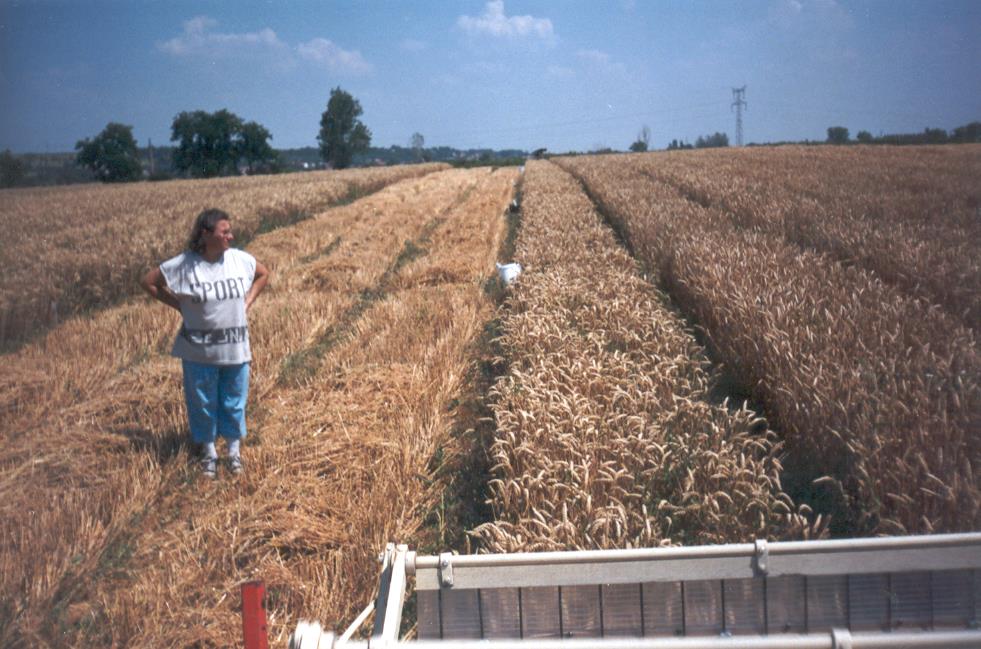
[290,534,981,648]
[242,581,270,649]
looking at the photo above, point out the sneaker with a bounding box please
[200,455,217,480]
[227,455,243,476]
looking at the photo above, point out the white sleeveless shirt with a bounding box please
[160,248,256,365]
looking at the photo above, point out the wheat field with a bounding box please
[0,165,516,646]
[1,145,977,647]
[556,146,980,536]
[0,164,447,350]
[472,160,822,554]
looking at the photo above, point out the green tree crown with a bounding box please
[75,122,142,182]
[318,87,372,169]
[171,110,244,178]
[827,126,850,145]
[695,132,729,148]
[238,121,278,173]
[1,149,27,188]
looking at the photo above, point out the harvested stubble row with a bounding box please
[472,160,819,555]
[555,155,981,537]
[0,163,448,349]
[0,168,463,645]
[0,167,515,646]
[3,170,512,646]
[624,146,981,328]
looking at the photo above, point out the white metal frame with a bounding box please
[289,533,981,649]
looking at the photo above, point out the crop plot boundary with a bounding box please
[277,182,479,387]
[559,162,761,414]
[417,170,526,559]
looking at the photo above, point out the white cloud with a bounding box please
[576,49,627,77]
[400,38,428,52]
[159,16,371,75]
[577,49,611,65]
[159,15,285,56]
[546,65,575,78]
[769,0,853,31]
[467,61,506,75]
[297,38,372,74]
[185,16,218,35]
[457,1,555,41]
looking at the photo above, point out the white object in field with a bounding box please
[496,262,522,286]
[289,621,334,649]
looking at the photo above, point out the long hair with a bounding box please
[187,208,230,254]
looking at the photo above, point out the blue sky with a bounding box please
[1,0,979,153]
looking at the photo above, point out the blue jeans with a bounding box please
[181,360,250,444]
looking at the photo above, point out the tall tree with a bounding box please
[695,132,729,148]
[826,126,850,145]
[410,132,425,161]
[951,121,981,143]
[0,149,27,188]
[171,109,244,178]
[318,87,371,169]
[630,125,651,152]
[237,121,278,174]
[75,122,143,182]
[922,127,947,144]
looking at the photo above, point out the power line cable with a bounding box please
[431,100,728,141]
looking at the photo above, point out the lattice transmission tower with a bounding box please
[731,86,747,146]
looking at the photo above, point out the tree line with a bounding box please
[634,121,980,152]
[826,122,980,145]
[626,124,729,152]
[70,87,372,183]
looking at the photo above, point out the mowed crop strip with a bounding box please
[0,163,447,349]
[0,167,516,646]
[473,161,819,555]
[555,151,980,536]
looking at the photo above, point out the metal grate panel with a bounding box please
[482,588,521,638]
[522,586,561,639]
[411,534,981,642]
[560,585,602,638]
[642,580,683,637]
[682,580,722,635]
[418,569,980,640]
[848,574,890,630]
[601,583,643,636]
[765,575,806,633]
[724,578,765,635]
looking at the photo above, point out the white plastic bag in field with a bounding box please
[496,262,522,286]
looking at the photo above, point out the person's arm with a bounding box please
[140,267,181,312]
[245,260,270,312]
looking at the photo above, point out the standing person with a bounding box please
[140,208,270,479]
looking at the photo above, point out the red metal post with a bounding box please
[241,580,269,649]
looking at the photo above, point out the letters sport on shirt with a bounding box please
[159,248,256,365]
